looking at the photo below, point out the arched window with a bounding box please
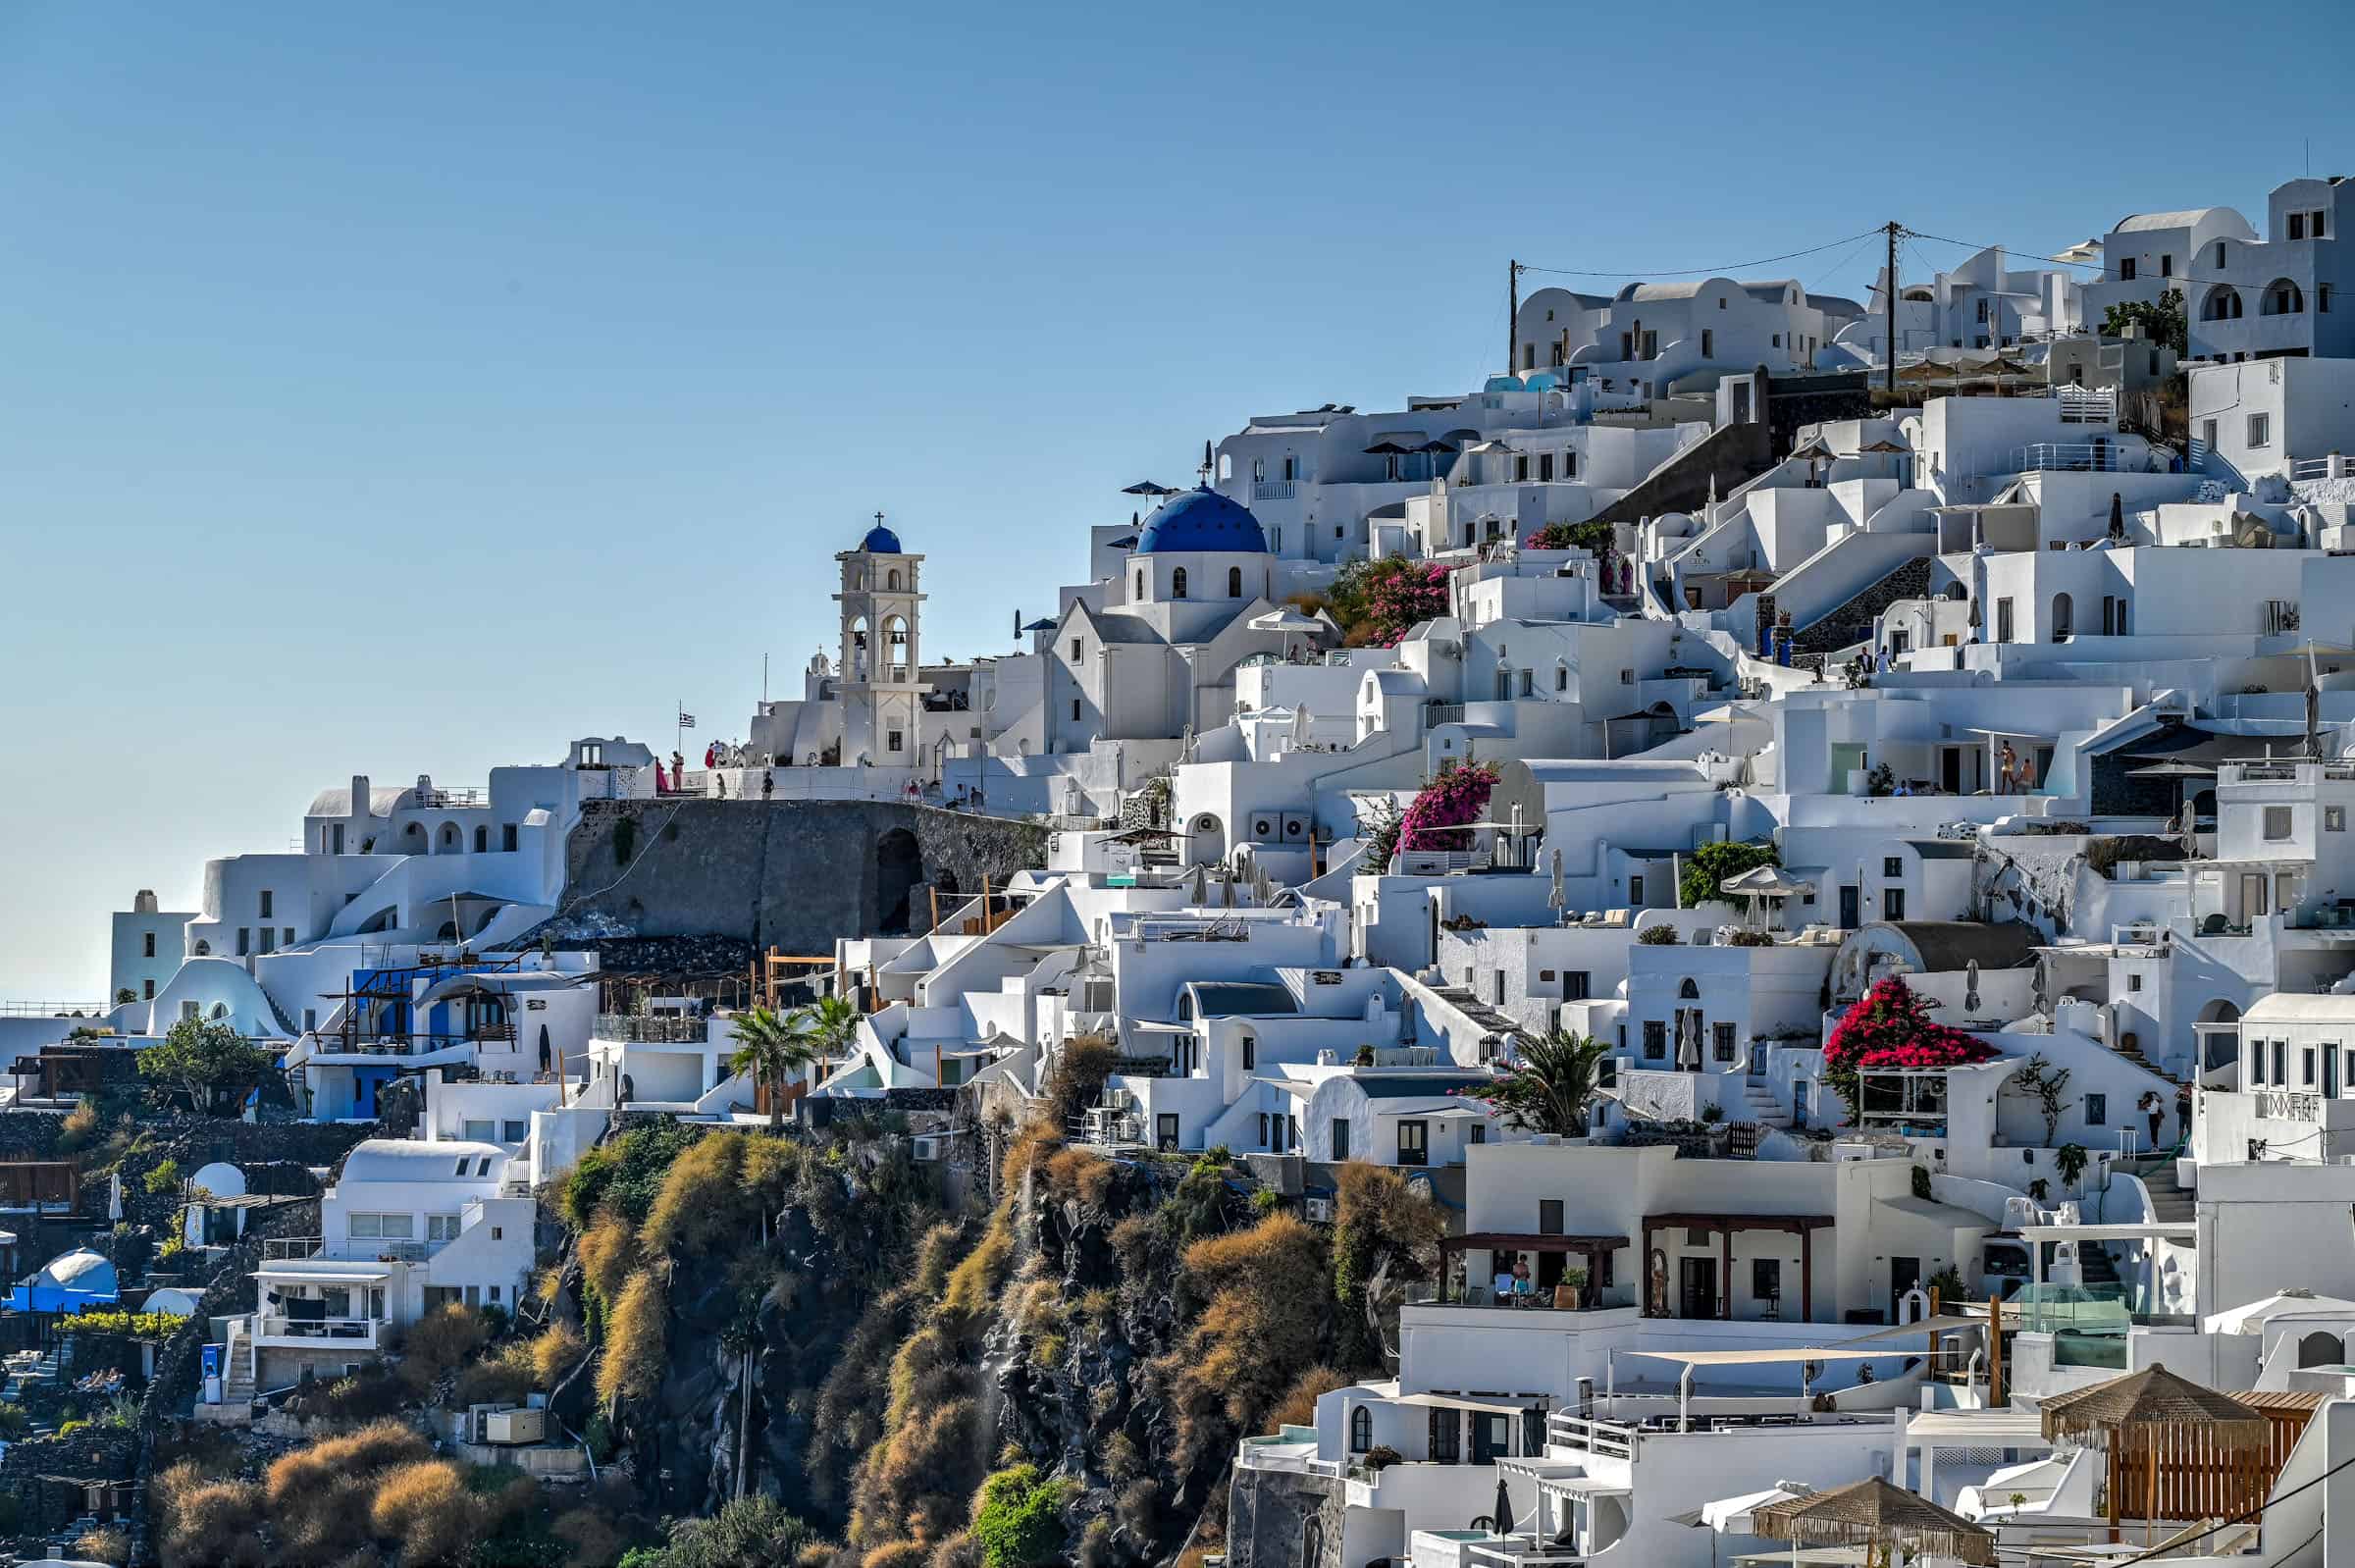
[192,940,211,956]
[1349,1405,1373,1452]
[2264,280,2305,316]
[887,568,902,591]
[2051,593,2073,642]
[1228,566,1243,598]
[1679,978,1701,1000]
[439,823,460,853]
[1177,992,1193,1021]
[1173,567,1189,600]
[2201,286,2244,322]
[1136,571,1145,599]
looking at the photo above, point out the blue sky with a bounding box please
[1,0,2349,997]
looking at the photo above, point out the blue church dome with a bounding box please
[859,522,904,553]
[1134,487,1268,554]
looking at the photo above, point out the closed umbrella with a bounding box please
[1492,1475,1514,1536]
[1549,847,1567,914]
[1252,861,1275,907]
[1186,863,1206,905]
[1219,868,1238,909]
[1290,705,1314,751]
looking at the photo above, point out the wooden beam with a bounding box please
[1719,1223,1733,1320]
[1801,1226,1814,1324]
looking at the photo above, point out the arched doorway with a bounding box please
[2197,997,2242,1075]
[2298,1331,2344,1368]
[1188,812,1225,865]
[875,827,923,934]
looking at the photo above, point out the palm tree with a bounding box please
[728,1007,821,1128]
[791,994,864,1073]
[1492,1029,1613,1136]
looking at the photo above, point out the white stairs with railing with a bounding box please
[1741,1076,1792,1130]
[220,1317,258,1403]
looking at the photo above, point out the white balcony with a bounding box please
[251,1314,384,1349]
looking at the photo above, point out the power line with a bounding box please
[1518,228,1887,281]
[1907,227,2264,296]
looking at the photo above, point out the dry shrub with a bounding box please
[369,1458,481,1566]
[394,1303,490,1397]
[58,1098,99,1149]
[156,1472,266,1568]
[928,1531,981,1568]
[940,1218,1013,1332]
[864,1543,930,1568]
[1166,1214,1329,1465]
[531,1320,587,1387]
[1074,1515,1116,1568]
[266,1419,429,1559]
[597,1269,667,1405]
[1045,1034,1121,1127]
[1117,1479,1159,1537]
[553,1502,630,1568]
[854,1396,980,1546]
[74,1525,129,1566]
[577,1208,640,1303]
[1102,1432,1142,1483]
[884,1321,965,1433]
[1041,1146,1115,1209]
[742,1131,804,1205]
[1271,1364,1350,1431]
[642,1128,749,1253]
[456,1337,537,1405]
[912,1223,963,1297]
[998,1123,1064,1193]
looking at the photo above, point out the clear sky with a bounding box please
[1,0,2350,998]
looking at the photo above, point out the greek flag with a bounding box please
[677,709,697,727]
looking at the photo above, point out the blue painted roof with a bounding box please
[1134,487,1268,555]
[860,524,904,553]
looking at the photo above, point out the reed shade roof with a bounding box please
[1750,1478,1996,1567]
[2039,1364,2270,1451]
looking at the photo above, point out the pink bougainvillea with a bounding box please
[1362,761,1499,868]
[1821,975,1997,1122]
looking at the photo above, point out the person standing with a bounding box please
[2175,1082,2193,1145]
[2138,1090,2165,1148]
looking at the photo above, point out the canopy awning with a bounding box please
[1384,1392,1537,1415]
[1622,1347,1892,1368]
[1440,1231,1630,1253]
[254,1264,397,1282]
[2019,1222,2196,1242]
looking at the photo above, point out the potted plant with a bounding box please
[2056,1143,2089,1193]
[1558,1267,1589,1310]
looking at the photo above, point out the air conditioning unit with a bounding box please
[1304,1196,1334,1223]
[1282,812,1312,844]
[910,1133,948,1162]
[483,1407,547,1445]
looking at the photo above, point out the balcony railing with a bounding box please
[253,1315,383,1346]
[2011,442,2134,474]
[595,1014,709,1044]
[1544,1414,1640,1458]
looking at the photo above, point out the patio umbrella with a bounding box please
[1219,867,1238,909]
[1858,439,1909,454]
[1252,860,1275,907]
[1250,605,1326,662]
[1186,862,1206,905]
[1362,441,1419,455]
[2109,492,2126,540]
[1789,439,1836,463]
[1492,1475,1514,1536]
[1964,960,1980,1014]
[2126,760,2215,857]
[1549,847,1567,914]
[1751,1477,1996,1568]
[1417,439,1461,456]
[1704,1485,1813,1534]
[1123,481,1178,497]
[1291,704,1314,751]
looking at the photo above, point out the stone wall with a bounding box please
[1228,1465,1344,1568]
[1587,420,1775,532]
[1792,557,1933,653]
[541,800,1049,953]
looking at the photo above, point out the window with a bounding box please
[1712,1021,1737,1063]
[2251,1041,2267,1085]
[1976,299,1989,323]
[2314,210,2329,238]
[1539,1199,1564,1234]
[453,1159,472,1176]
[2202,418,2219,450]
[1135,571,1144,598]
[2305,1047,2319,1087]
[236,927,249,957]
[1229,566,1243,598]
[1072,699,1082,722]
[1350,1406,1373,1452]
[1642,1020,1667,1060]
[500,1119,527,1142]
[1331,1119,1350,1161]
[1240,1034,1255,1071]
[1883,857,1904,878]
[1753,1258,1782,1302]
[2086,1093,2106,1126]
[1172,567,1188,599]
[2290,214,2306,240]
[1996,598,2015,642]
[1468,1124,1486,1144]
[426,1214,461,1243]
[2276,1039,2289,1086]
[2120,257,2136,282]
[1771,333,1782,348]
[1565,971,1591,1001]
[1717,295,1727,309]
[332,822,345,854]
[1256,1113,1270,1148]
[474,825,488,853]
[1883,888,1905,921]
[258,889,273,917]
[1429,1408,1461,1465]
[2250,413,2273,448]
[2267,806,2294,841]
[2128,972,2143,992]
[463,1119,495,1141]
[2217,241,2228,267]
[348,1213,415,1240]
[2160,254,2173,278]
[2329,807,2345,832]
[1629,874,1645,906]
[1071,638,1081,660]
[1396,1120,1429,1166]
[502,823,517,853]
[1701,329,1714,358]
[2323,285,2334,314]
[1555,665,1568,691]
[887,729,904,754]
[143,978,154,999]
[142,931,156,958]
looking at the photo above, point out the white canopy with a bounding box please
[1705,1486,1807,1533]
[1720,865,1815,899]
[1623,1346,1893,1368]
[2204,1290,2355,1335]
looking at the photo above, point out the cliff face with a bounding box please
[548,800,1048,951]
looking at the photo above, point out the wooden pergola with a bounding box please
[1642,1211,1835,1322]
[1437,1231,1629,1302]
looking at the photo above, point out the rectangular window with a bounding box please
[2323,285,2334,314]
[2086,1093,2107,1126]
[2304,1047,2319,1087]
[1331,1119,1350,1161]
[1883,888,1905,921]
[1256,1113,1269,1148]
[2276,1039,2289,1086]
[887,729,904,754]
[2290,213,2306,240]
[284,927,293,947]
[1996,598,2015,642]
[1883,857,1904,878]
[332,823,345,854]
[2202,418,2219,450]
[1565,970,1591,1001]
[2160,254,2173,278]
[463,1119,495,1141]
[2128,972,2143,992]
[259,890,273,918]
[1753,1258,1781,1302]
[1072,699,1081,722]
[1468,1124,1485,1144]
[1396,1120,1429,1166]
[1629,874,1645,906]
[1712,1022,1737,1063]
[1539,1199,1564,1234]
[2267,806,2294,841]
[2313,210,2329,238]
[1538,451,1553,483]
[426,1214,462,1243]
[1701,329,1714,358]
[1771,333,1782,348]
[2250,413,2273,448]
[348,1213,415,1240]
[2120,257,2136,281]
[1071,639,1081,660]
[2328,808,2345,832]
[1429,1408,1461,1465]
[143,979,154,1000]
[2251,1041,2267,1085]
[236,927,249,957]
[1643,1020,1667,1060]
[143,932,156,958]
[502,823,518,852]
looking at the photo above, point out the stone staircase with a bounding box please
[2121,1157,2196,1224]
[1739,1077,1793,1130]
[220,1319,258,1403]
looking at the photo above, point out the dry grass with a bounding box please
[264,1419,429,1560]
[862,1543,930,1568]
[576,1207,640,1304]
[369,1459,480,1566]
[1041,1145,1116,1209]
[531,1319,587,1387]
[73,1525,130,1566]
[596,1269,668,1404]
[939,1218,1013,1332]
[1164,1214,1331,1466]
[1271,1365,1350,1430]
[854,1396,980,1546]
[642,1128,749,1253]
[393,1302,490,1396]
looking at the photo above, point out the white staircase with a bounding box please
[221,1318,257,1403]
[1741,1079,1792,1130]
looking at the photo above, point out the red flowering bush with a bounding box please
[1361,762,1498,869]
[1821,976,1996,1122]
[1330,554,1453,648]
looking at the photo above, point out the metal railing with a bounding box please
[253,1315,383,1345]
[595,1014,709,1044]
[2012,442,2133,474]
[1252,480,1297,501]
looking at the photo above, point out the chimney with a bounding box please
[351,775,370,817]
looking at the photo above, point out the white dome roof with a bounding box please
[38,1248,117,1294]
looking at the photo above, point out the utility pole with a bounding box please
[1883,222,1903,394]
[1507,259,1524,378]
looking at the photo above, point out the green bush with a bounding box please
[57,1309,189,1339]
[143,1158,183,1194]
[969,1464,1073,1568]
